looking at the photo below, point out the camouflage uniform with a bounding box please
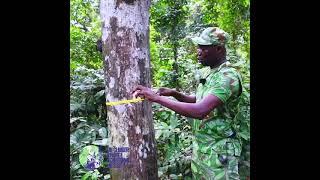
[191,27,244,180]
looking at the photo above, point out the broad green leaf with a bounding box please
[79,145,99,167]
[191,162,198,173]
[170,115,178,128]
[155,129,162,140]
[95,90,105,98]
[98,127,107,138]
[169,174,178,179]
[81,171,92,180]
[92,138,108,146]
[104,174,111,179]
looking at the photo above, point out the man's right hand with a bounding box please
[156,87,176,96]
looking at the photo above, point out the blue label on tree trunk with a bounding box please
[107,147,130,168]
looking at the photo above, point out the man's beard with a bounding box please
[199,59,210,66]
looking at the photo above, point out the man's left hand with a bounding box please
[133,85,160,102]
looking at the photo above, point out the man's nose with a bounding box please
[197,49,201,56]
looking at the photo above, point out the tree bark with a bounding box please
[100,0,158,179]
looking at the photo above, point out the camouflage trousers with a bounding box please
[191,154,239,180]
[191,139,240,180]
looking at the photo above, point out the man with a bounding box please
[133,27,243,180]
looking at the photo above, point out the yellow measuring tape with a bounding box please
[105,98,144,106]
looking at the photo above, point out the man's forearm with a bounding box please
[172,91,196,103]
[155,96,205,119]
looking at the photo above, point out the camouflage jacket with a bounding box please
[192,61,244,159]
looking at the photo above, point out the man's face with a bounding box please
[197,45,222,66]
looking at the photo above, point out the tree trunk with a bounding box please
[100,0,158,179]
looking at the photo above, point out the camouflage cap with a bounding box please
[192,27,230,46]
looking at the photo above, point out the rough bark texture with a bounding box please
[100,0,158,179]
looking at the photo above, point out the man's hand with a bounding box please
[156,87,176,96]
[133,85,160,102]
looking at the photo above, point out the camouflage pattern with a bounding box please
[192,61,243,180]
[239,140,250,180]
[191,27,230,46]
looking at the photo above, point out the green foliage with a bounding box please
[70,66,105,118]
[201,0,250,53]
[70,116,109,179]
[69,0,109,169]
[70,66,109,179]
[151,0,188,42]
[150,0,191,90]
[153,104,193,179]
[70,0,102,71]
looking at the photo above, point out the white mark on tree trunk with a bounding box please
[101,1,150,43]
[106,94,118,104]
[116,30,123,36]
[116,65,120,78]
[104,55,109,62]
[138,144,143,157]
[110,50,116,57]
[125,68,140,90]
[135,126,141,134]
[142,122,150,135]
[143,150,147,159]
[116,2,149,35]
[100,0,116,42]
[114,105,126,115]
[146,142,150,152]
[128,120,133,126]
[122,152,129,158]
[108,112,129,148]
[109,77,115,88]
